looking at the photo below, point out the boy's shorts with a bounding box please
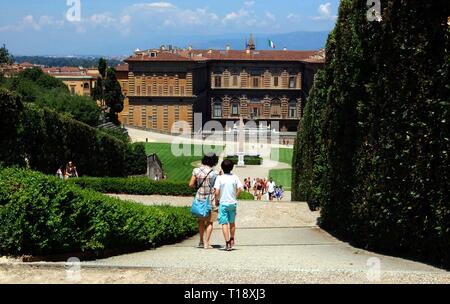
[218,203,237,225]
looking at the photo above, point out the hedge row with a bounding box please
[0,167,198,257]
[70,176,195,196]
[0,89,146,177]
[69,176,255,200]
[293,1,450,268]
[225,155,263,165]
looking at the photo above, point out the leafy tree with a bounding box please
[104,67,124,125]
[0,44,14,65]
[98,58,107,78]
[92,58,124,125]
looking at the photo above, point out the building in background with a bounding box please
[42,67,97,97]
[118,36,325,133]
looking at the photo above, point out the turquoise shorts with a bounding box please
[218,203,237,225]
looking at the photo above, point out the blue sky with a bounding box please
[0,0,340,56]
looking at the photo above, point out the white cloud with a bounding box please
[312,3,337,21]
[131,2,176,11]
[287,13,301,22]
[265,12,276,22]
[0,15,64,32]
[244,1,255,6]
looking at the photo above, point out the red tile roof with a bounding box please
[125,49,325,63]
[115,63,129,72]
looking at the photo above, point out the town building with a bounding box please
[117,36,325,133]
[42,67,98,97]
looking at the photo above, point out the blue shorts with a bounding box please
[218,203,237,225]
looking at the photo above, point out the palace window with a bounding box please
[251,107,259,119]
[231,101,240,116]
[271,99,282,117]
[273,76,279,87]
[289,76,296,88]
[213,103,222,118]
[253,77,260,88]
[232,75,238,87]
[214,76,222,88]
[289,100,297,118]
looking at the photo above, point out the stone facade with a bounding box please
[117,45,324,133]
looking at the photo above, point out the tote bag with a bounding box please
[191,170,214,217]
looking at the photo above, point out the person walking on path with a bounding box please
[189,153,219,249]
[65,161,78,179]
[214,160,243,251]
[267,177,276,201]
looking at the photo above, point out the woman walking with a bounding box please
[189,153,219,249]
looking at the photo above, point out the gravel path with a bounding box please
[4,195,447,284]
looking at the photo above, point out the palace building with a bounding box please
[117,36,325,133]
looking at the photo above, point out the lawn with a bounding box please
[144,143,224,182]
[269,169,292,191]
[271,148,294,165]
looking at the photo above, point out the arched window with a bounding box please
[289,99,297,118]
[213,98,222,118]
[270,98,281,117]
[289,76,296,88]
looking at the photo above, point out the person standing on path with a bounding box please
[267,177,276,201]
[214,160,243,251]
[189,153,219,249]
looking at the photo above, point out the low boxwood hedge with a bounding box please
[225,155,262,165]
[69,176,255,200]
[0,167,198,257]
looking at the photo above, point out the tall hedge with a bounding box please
[0,89,145,177]
[293,1,450,268]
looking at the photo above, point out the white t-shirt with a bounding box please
[267,181,276,193]
[214,174,243,205]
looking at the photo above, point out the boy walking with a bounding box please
[214,160,243,251]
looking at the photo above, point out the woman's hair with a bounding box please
[201,153,219,167]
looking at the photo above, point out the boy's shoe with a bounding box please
[226,241,232,251]
[229,238,235,248]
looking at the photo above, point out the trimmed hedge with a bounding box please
[0,89,146,177]
[238,191,255,201]
[293,1,450,268]
[69,176,255,200]
[70,176,195,196]
[225,155,263,165]
[0,167,197,257]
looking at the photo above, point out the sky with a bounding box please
[0,0,340,56]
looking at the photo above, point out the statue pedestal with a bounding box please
[237,152,245,167]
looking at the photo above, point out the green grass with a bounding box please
[144,143,224,182]
[270,148,294,165]
[269,169,292,191]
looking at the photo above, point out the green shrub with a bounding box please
[292,1,450,268]
[0,90,145,177]
[70,176,255,201]
[126,143,147,176]
[0,167,197,257]
[225,155,262,165]
[70,176,195,196]
[238,191,255,201]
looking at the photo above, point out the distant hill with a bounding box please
[193,31,330,50]
[14,56,123,68]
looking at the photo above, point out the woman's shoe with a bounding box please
[229,238,235,248]
[204,243,213,249]
[198,241,204,248]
